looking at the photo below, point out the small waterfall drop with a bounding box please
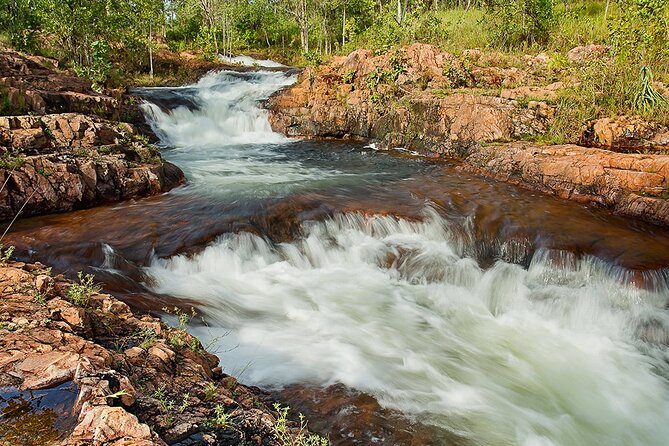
[138,70,296,148]
[144,208,669,446]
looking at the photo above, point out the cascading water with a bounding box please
[145,209,669,446]
[126,70,669,445]
[138,70,295,148]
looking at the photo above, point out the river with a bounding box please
[6,69,669,446]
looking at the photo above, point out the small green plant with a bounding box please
[633,65,667,112]
[212,404,234,429]
[0,245,14,263]
[203,382,218,401]
[0,152,25,170]
[162,306,197,351]
[152,386,178,428]
[272,404,329,446]
[67,272,100,307]
[138,327,158,350]
[107,389,129,399]
[442,59,472,89]
[342,69,356,84]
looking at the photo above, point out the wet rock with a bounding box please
[17,351,80,390]
[462,142,669,226]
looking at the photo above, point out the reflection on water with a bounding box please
[0,381,79,446]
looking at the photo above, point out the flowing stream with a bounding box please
[7,69,669,446]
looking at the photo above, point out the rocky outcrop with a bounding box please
[0,50,129,119]
[268,44,669,226]
[0,50,184,219]
[580,116,669,152]
[462,142,669,225]
[268,44,553,156]
[0,113,183,219]
[0,260,324,446]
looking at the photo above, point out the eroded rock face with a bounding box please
[0,51,185,219]
[0,50,120,118]
[462,142,669,225]
[581,116,669,151]
[267,43,553,155]
[0,261,322,446]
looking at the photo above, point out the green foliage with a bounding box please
[0,151,26,170]
[442,59,473,89]
[486,0,556,48]
[0,245,14,263]
[195,26,220,61]
[610,0,669,64]
[272,404,329,446]
[633,65,668,112]
[342,69,356,84]
[67,272,100,307]
[303,51,322,66]
[73,40,113,92]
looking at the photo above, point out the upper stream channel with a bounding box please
[6,69,669,446]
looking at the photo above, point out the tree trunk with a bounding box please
[342,3,346,46]
[148,20,154,78]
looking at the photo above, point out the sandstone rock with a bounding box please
[581,116,669,151]
[18,350,80,389]
[463,142,669,226]
[268,44,551,155]
[70,405,152,444]
[567,44,608,63]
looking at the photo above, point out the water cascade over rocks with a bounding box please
[127,69,669,445]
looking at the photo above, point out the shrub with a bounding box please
[486,0,556,48]
[67,272,100,307]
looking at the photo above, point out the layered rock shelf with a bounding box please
[268,44,669,226]
[0,50,184,220]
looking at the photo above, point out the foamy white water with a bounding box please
[145,209,669,446]
[136,68,669,446]
[219,54,287,68]
[140,70,295,148]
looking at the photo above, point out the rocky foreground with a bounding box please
[268,44,669,226]
[0,50,184,219]
[0,260,324,445]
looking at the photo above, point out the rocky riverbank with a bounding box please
[267,44,669,226]
[0,260,324,446]
[0,49,184,219]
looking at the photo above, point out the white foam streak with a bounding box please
[141,71,295,148]
[145,210,669,446]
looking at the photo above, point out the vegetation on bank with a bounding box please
[0,0,668,136]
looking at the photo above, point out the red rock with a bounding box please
[18,350,80,389]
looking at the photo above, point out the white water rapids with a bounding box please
[138,70,669,446]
